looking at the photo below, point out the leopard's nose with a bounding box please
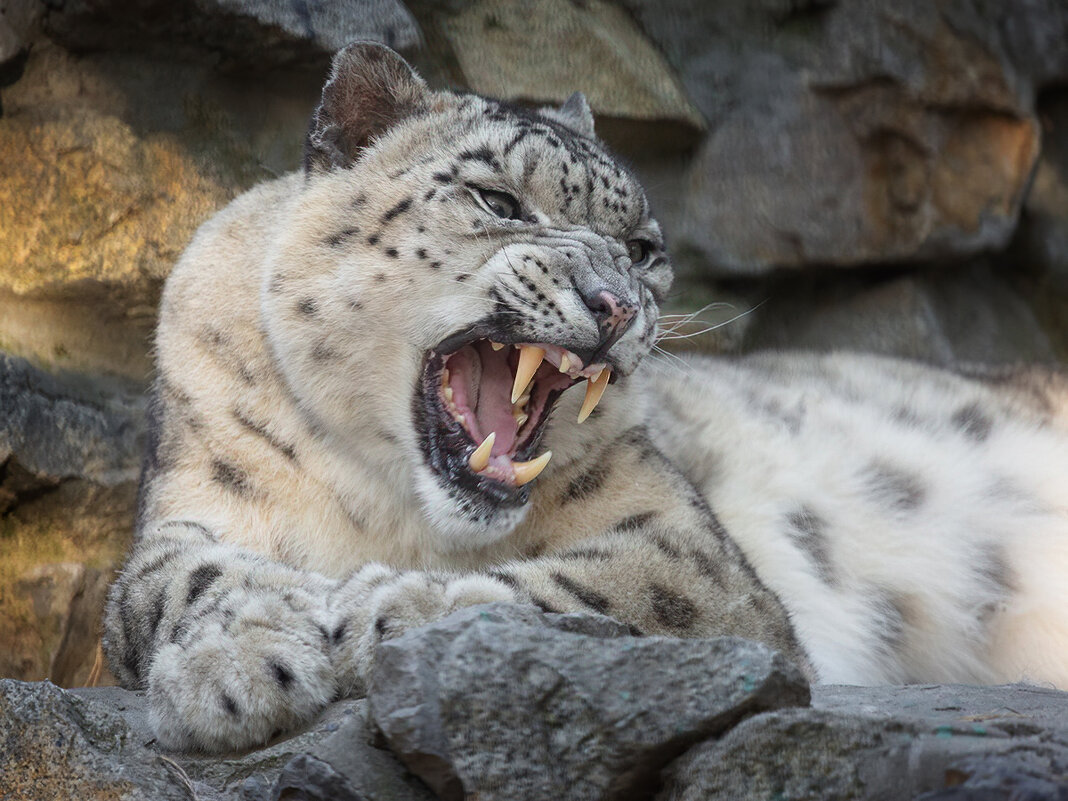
[584,289,638,339]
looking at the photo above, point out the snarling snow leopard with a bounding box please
[103,42,1068,752]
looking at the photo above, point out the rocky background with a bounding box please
[1,0,1067,796]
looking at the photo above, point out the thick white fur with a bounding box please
[640,353,1068,687]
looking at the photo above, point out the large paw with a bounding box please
[147,587,335,752]
[328,566,518,696]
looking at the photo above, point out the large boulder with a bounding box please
[368,603,810,801]
[42,0,420,65]
[413,0,704,151]
[622,0,1065,274]
[660,683,1068,800]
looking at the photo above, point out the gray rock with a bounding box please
[0,0,39,68]
[368,603,810,801]
[0,353,143,487]
[733,261,1058,366]
[269,711,436,801]
[621,0,1050,273]
[43,0,420,65]
[658,683,1068,801]
[413,0,704,151]
[0,679,190,800]
[66,684,426,800]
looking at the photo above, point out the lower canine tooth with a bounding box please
[559,354,571,373]
[469,432,495,472]
[513,450,552,486]
[577,367,610,423]
[444,386,454,402]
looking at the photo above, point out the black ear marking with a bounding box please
[304,41,430,174]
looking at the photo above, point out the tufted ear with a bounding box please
[304,42,430,174]
[541,92,597,139]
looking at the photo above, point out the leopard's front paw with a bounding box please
[148,589,335,752]
[329,566,518,696]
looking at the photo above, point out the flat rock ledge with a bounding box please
[2,604,1067,800]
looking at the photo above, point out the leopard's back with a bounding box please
[641,351,1068,686]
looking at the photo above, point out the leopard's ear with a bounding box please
[304,42,430,174]
[541,92,596,139]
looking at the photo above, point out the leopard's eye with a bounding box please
[477,188,521,220]
[627,239,652,266]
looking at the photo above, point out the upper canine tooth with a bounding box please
[512,450,552,486]
[511,345,545,404]
[444,386,454,402]
[490,341,504,351]
[577,367,610,423]
[469,431,495,472]
[559,354,571,373]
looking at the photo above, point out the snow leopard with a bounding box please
[103,42,1068,753]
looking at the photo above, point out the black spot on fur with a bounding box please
[786,506,835,584]
[559,547,613,561]
[374,616,388,638]
[650,533,681,560]
[551,572,610,615]
[951,403,994,442]
[529,595,563,614]
[649,583,697,631]
[186,563,223,606]
[487,570,520,591]
[271,661,295,689]
[864,462,926,511]
[381,197,412,223]
[211,459,252,497]
[149,591,165,642]
[367,234,380,246]
[429,261,442,269]
[311,341,339,362]
[561,463,610,503]
[331,621,348,643]
[416,248,427,259]
[325,227,360,247]
[374,273,386,282]
[689,548,725,585]
[222,693,240,717]
[297,298,318,317]
[458,146,502,171]
[614,511,658,532]
[385,247,398,258]
[232,410,298,462]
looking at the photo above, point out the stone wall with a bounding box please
[1,0,1066,687]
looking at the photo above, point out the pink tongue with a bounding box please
[447,344,518,454]
[474,350,518,454]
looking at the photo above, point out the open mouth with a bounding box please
[416,334,611,507]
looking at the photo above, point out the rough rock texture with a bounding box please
[368,604,810,801]
[43,0,420,65]
[623,0,1062,273]
[410,0,704,152]
[0,354,141,686]
[5,617,1068,801]
[0,679,191,800]
[660,683,1068,801]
